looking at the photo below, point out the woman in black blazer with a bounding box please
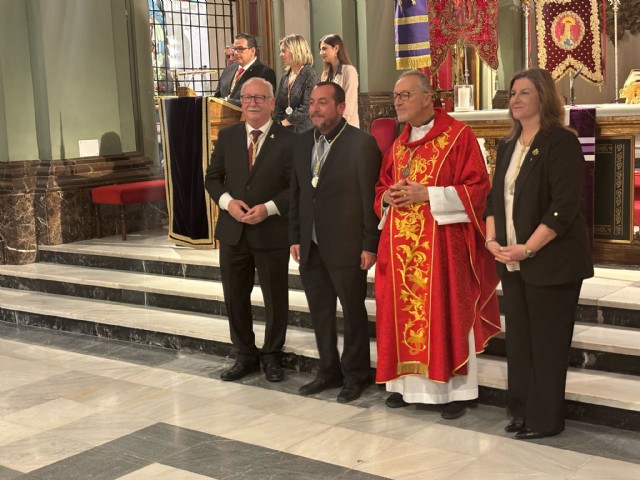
[484,68,593,440]
[274,34,317,133]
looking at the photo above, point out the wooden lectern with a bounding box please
[160,96,242,248]
[207,97,243,150]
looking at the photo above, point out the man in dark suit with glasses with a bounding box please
[206,77,294,383]
[215,33,277,106]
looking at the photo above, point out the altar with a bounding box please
[450,104,640,264]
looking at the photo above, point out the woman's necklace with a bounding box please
[508,131,537,196]
[285,68,300,115]
[328,63,338,82]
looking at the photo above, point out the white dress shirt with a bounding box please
[218,119,279,216]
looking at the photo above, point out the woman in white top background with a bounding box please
[319,34,360,128]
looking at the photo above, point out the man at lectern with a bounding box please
[214,33,277,107]
[205,77,294,383]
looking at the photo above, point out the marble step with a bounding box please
[37,240,640,330]
[487,323,640,377]
[37,243,373,296]
[0,262,375,333]
[0,287,638,431]
[2,262,640,377]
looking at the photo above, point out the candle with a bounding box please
[458,87,470,109]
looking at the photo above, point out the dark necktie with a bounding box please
[248,129,262,170]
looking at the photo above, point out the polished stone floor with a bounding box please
[1,322,640,479]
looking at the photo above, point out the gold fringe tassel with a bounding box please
[397,361,429,376]
[396,55,431,70]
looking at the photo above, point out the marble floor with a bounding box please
[1,322,640,479]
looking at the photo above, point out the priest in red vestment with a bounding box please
[374,70,501,419]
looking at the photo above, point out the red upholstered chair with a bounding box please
[370,117,399,156]
[634,170,640,228]
[91,179,166,240]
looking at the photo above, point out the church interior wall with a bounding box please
[0,0,38,162]
[0,0,163,265]
[309,0,348,75]
[355,0,396,93]
[271,0,312,79]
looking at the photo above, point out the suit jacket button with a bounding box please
[246,185,251,190]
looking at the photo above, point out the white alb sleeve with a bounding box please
[427,186,470,225]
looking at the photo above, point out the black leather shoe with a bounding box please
[337,382,369,404]
[504,419,525,433]
[441,401,467,419]
[220,360,259,381]
[515,428,562,440]
[385,392,409,409]
[264,362,284,382]
[299,376,343,396]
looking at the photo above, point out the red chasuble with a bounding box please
[374,109,501,384]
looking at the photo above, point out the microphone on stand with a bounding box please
[569,66,583,106]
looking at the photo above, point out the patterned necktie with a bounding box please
[230,66,244,93]
[248,129,262,170]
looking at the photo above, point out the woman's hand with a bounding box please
[492,243,528,265]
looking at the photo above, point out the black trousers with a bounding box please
[501,270,582,433]
[219,235,289,365]
[299,243,370,385]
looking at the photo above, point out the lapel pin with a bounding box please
[270,134,274,139]
[532,148,539,156]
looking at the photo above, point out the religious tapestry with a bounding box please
[535,0,604,84]
[428,0,499,73]
[395,0,431,69]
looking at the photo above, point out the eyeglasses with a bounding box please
[233,46,253,52]
[392,91,427,101]
[240,95,270,104]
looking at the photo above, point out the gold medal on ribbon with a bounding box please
[285,106,293,115]
[311,176,319,188]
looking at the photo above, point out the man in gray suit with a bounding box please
[215,33,277,107]
[289,82,381,403]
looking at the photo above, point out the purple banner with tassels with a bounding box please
[395,0,431,70]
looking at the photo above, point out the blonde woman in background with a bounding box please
[274,34,317,133]
[319,34,359,128]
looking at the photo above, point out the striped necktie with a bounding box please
[248,129,262,169]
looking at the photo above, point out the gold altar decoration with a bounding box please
[620,70,640,104]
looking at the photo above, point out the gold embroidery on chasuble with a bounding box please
[391,127,453,376]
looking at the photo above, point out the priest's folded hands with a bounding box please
[385,179,429,207]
